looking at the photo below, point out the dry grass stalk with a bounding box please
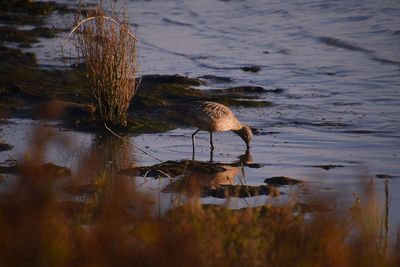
[69,3,138,126]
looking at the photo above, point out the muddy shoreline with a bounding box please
[0,0,287,198]
[1,0,397,199]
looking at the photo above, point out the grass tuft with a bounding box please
[68,2,139,126]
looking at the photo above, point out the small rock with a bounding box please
[198,75,233,83]
[0,139,13,152]
[267,88,285,94]
[375,174,398,179]
[312,165,343,171]
[316,72,336,76]
[140,74,204,86]
[240,65,261,73]
[0,165,19,175]
[264,176,303,186]
[258,131,281,135]
[228,86,266,93]
[205,184,279,198]
[246,163,265,168]
[0,163,71,177]
[212,86,266,94]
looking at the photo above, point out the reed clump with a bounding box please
[69,3,138,126]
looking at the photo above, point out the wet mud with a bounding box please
[0,139,13,152]
[0,61,272,133]
[0,0,70,47]
[119,157,285,198]
[240,65,261,73]
[375,174,400,180]
[264,176,303,186]
[312,165,344,171]
[0,163,71,178]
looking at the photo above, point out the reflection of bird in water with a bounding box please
[206,149,253,188]
[160,150,254,196]
[238,148,252,165]
[170,101,253,151]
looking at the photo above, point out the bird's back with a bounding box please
[171,101,242,132]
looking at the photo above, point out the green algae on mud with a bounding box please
[0,62,90,118]
[0,1,70,16]
[0,163,71,178]
[133,74,272,111]
[264,176,303,186]
[0,46,89,115]
[119,160,228,178]
[0,1,71,47]
[0,64,88,99]
[0,49,271,133]
[0,26,61,47]
[120,159,279,198]
[0,46,37,65]
[0,0,90,115]
[203,184,278,198]
[163,180,278,198]
[0,59,271,133]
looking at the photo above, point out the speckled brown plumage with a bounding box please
[170,101,253,150]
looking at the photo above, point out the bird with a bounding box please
[169,101,253,151]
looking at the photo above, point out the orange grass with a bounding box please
[0,125,399,267]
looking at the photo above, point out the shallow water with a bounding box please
[1,0,400,232]
[121,0,400,201]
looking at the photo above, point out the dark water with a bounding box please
[1,0,400,229]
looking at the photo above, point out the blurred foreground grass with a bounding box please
[0,125,399,267]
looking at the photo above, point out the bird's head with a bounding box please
[234,125,253,149]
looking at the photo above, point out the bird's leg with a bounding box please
[209,131,214,150]
[192,129,200,159]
